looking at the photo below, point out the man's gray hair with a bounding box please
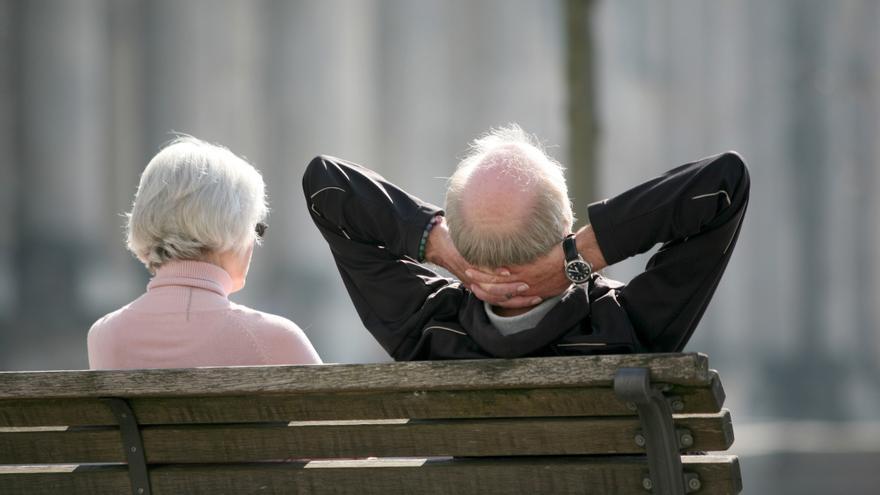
[126,136,268,271]
[445,125,574,268]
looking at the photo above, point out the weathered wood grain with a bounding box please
[0,375,726,427]
[0,464,130,495]
[0,353,710,399]
[0,456,741,495]
[0,398,115,427]
[0,411,734,464]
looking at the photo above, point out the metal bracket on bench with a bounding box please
[615,368,698,494]
[103,398,152,495]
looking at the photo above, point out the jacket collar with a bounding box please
[460,285,592,358]
[459,274,626,357]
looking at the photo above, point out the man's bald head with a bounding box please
[458,148,539,235]
[445,125,574,268]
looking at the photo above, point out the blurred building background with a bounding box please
[1,0,879,493]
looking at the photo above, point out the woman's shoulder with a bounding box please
[87,302,139,369]
[227,302,305,335]
[88,303,136,337]
[227,303,322,364]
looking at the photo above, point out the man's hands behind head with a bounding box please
[465,225,609,309]
[426,220,608,310]
[466,246,568,309]
[424,217,539,308]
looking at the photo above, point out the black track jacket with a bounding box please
[303,152,749,361]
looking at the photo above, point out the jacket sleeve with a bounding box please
[586,151,751,351]
[302,155,457,359]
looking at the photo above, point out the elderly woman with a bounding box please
[88,136,322,369]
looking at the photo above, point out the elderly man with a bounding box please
[303,125,749,360]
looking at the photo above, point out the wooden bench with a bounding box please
[0,353,741,494]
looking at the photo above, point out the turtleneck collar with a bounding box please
[147,260,235,298]
[484,294,564,336]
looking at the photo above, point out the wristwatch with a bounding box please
[562,233,592,284]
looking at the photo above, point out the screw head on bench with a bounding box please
[642,477,653,490]
[626,402,638,412]
[680,433,694,448]
[671,399,685,411]
[688,477,701,491]
[634,433,647,447]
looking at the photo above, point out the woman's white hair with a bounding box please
[445,124,574,268]
[126,136,268,271]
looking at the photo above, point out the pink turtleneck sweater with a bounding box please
[87,260,322,369]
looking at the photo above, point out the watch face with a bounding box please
[565,260,591,284]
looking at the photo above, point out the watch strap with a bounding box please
[562,233,580,262]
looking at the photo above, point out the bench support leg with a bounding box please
[615,368,695,494]
[103,398,152,495]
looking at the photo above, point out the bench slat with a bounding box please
[0,455,741,495]
[0,373,725,427]
[0,411,734,464]
[0,354,710,399]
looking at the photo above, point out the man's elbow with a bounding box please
[713,150,750,202]
[717,150,749,180]
[302,155,332,195]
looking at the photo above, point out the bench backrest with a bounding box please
[0,353,741,494]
